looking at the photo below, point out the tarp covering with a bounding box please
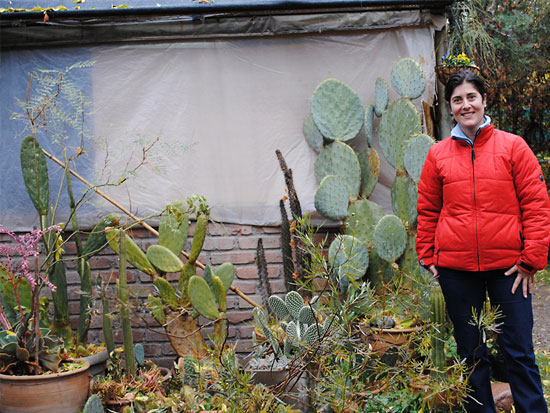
[0,25,437,230]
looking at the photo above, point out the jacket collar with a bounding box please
[451,116,492,146]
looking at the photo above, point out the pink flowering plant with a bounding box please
[0,224,64,375]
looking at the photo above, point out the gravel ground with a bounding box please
[532,283,550,352]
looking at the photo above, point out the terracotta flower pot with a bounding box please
[78,348,109,377]
[0,360,91,413]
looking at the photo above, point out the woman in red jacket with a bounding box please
[417,70,550,413]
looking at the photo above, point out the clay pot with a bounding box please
[78,347,109,377]
[0,360,91,413]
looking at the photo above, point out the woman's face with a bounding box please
[449,81,487,138]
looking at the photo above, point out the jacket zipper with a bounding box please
[453,136,481,270]
[471,146,480,270]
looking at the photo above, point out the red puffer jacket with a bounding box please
[416,124,550,274]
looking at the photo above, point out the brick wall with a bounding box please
[67,222,290,367]
[1,220,340,368]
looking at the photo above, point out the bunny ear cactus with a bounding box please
[261,291,323,359]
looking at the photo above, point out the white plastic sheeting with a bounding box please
[0,26,436,230]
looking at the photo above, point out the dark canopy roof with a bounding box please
[1,0,454,47]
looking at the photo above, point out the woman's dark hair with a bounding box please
[444,70,486,102]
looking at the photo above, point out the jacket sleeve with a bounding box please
[416,146,443,269]
[512,138,550,274]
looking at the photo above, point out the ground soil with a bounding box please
[532,283,550,352]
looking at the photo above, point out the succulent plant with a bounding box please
[314,141,361,199]
[374,77,389,117]
[303,57,433,286]
[303,114,324,153]
[82,394,104,413]
[328,234,370,283]
[373,215,407,263]
[391,57,426,99]
[253,291,335,360]
[314,175,350,221]
[430,285,447,377]
[310,78,364,142]
[0,328,62,375]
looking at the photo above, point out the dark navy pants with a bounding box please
[437,267,547,413]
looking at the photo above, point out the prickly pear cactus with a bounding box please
[314,141,361,198]
[374,77,389,117]
[372,215,407,263]
[310,78,364,142]
[391,57,426,99]
[314,175,350,221]
[303,114,324,153]
[364,104,375,145]
[403,134,435,183]
[159,200,189,256]
[328,234,369,281]
[147,244,184,273]
[106,228,156,276]
[345,199,384,248]
[378,98,422,170]
[358,148,380,198]
[83,394,104,413]
[391,174,419,226]
[188,275,220,320]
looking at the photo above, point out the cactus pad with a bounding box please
[188,275,220,320]
[303,114,324,152]
[391,57,426,99]
[106,228,156,276]
[374,77,389,117]
[154,277,180,310]
[20,135,50,217]
[314,141,361,198]
[328,234,369,280]
[269,295,289,320]
[159,201,189,256]
[314,175,350,221]
[372,215,407,262]
[298,306,316,325]
[310,78,364,142]
[83,394,104,413]
[391,174,418,226]
[285,291,305,319]
[285,321,299,344]
[304,323,320,345]
[358,147,380,198]
[345,199,384,247]
[147,294,166,324]
[215,262,235,292]
[82,213,121,258]
[378,98,421,170]
[403,134,434,183]
[147,245,184,273]
[210,275,227,312]
[364,104,375,145]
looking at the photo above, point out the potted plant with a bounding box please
[0,225,91,413]
[435,53,482,84]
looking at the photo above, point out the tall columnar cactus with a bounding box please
[430,285,447,377]
[302,57,435,284]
